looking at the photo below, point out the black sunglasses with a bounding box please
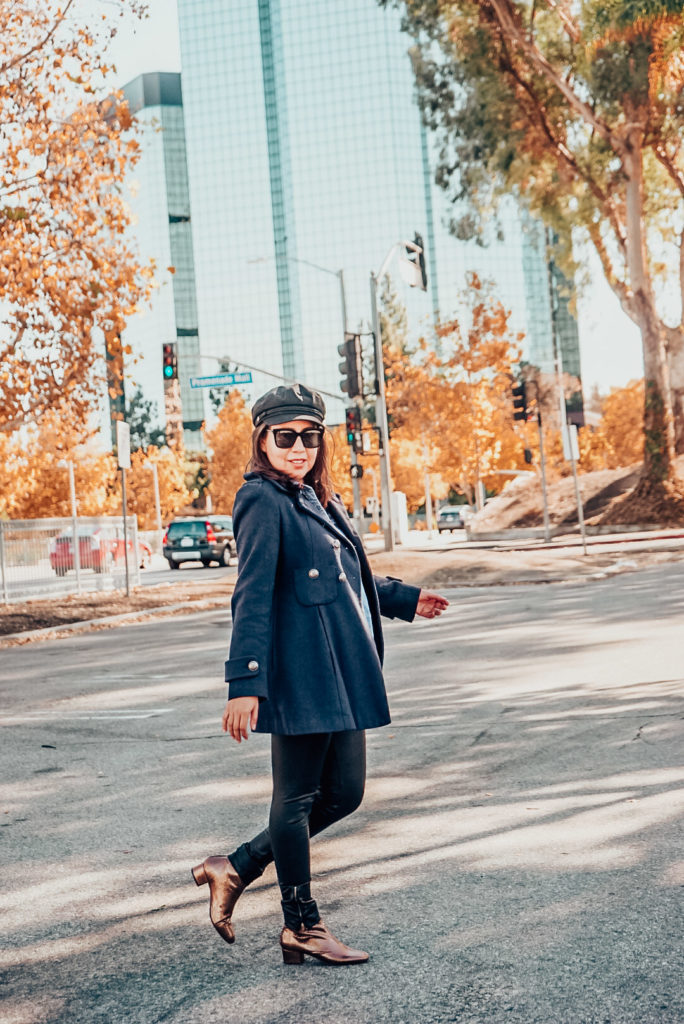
[270,426,324,449]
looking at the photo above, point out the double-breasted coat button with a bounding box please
[338,572,347,582]
[247,660,259,672]
[308,568,319,579]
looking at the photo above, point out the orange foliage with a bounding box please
[386,274,527,504]
[0,0,152,434]
[126,446,191,529]
[581,380,645,470]
[0,413,190,525]
[0,413,118,519]
[205,390,253,513]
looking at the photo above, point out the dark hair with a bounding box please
[248,423,336,506]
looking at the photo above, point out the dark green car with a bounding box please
[163,515,237,569]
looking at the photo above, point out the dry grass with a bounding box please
[0,577,234,637]
[471,457,684,532]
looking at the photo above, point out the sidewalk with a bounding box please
[364,526,684,589]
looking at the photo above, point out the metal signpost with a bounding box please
[562,422,588,555]
[67,461,82,594]
[116,420,131,597]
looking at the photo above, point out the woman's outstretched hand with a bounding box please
[416,589,449,619]
[222,696,259,742]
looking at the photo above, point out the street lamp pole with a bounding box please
[368,238,425,551]
[370,270,395,551]
[58,460,81,593]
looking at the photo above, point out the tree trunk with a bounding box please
[641,325,675,483]
[622,126,677,482]
[666,327,684,453]
[599,127,684,525]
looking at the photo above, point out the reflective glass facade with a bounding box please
[120,72,204,449]
[177,1,582,424]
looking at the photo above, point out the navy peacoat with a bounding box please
[224,473,420,735]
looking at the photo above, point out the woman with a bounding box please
[192,383,448,966]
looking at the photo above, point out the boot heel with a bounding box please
[191,863,208,886]
[282,948,305,965]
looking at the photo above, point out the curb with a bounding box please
[0,598,230,645]
[466,527,684,544]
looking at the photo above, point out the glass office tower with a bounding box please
[177,0,582,424]
[119,72,205,449]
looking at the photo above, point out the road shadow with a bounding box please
[1,573,683,1023]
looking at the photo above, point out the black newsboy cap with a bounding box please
[251,383,326,428]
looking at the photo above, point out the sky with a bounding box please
[86,0,645,399]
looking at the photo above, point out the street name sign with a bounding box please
[189,372,253,389]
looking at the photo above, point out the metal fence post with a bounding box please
[0,522,8,603]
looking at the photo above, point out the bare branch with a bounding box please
[586,220,637,323]
[541,0,581,43]
[496,35,627,251]
[487,0,616,145]
[0,0,77,76]
[651,144,684,198]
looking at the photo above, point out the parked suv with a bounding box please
[436,506,466,532]
[163,516,236,570]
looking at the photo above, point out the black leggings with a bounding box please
[229,730,366,887]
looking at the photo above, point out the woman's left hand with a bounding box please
[416,589,449,618]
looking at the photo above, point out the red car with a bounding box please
[49,531,152,576]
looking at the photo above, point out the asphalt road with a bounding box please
[1,564,683,1023]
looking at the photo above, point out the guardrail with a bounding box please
[0,517,140,603]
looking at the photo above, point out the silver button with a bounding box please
[331,540,340,549]
[247,660,259,672]
[338,572,347,582]
[308,568,319,579]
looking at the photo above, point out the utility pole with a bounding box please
[547,231,587,554]
[338,269,362,525]
[116,420,132,597]
[537,413,551,542]
[370,271,394,551]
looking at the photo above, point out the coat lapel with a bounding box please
[295,490,351,545]
[326,498,365,554]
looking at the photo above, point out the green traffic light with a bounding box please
[163,365,174,378]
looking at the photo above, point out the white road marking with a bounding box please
[0,708,174,723]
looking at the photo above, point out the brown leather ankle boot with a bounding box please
[280,920,369,965]
[191,856,245,944]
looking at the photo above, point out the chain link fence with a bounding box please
[0,517,141,603]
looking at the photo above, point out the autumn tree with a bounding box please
[581,379,645,470]
[0,412,190,525]
[0,0,152,434]
[386,0,684,517]
[0,411,119,519]
[204,389,253,513]
[126,445,191,529]
[387,274,525,505]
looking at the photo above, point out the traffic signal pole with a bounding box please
[537,413,551,542]
[370,271,395,552]
[337,270,362,525]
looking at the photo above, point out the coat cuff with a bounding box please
[225,655,268,700]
